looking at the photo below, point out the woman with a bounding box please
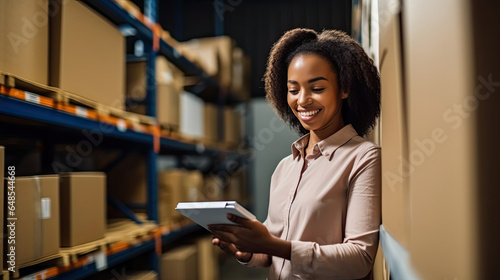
[210,28,381,280]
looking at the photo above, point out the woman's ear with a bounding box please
[341,92,348,99]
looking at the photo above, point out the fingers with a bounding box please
[212,237,238,256]
[212,237,220,246]
[211,229,237,244]
[227,213,254,227]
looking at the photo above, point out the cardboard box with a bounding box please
[180,91,204,139]
[197,235,219,280]
[158,169,186,225]
[60,172,106,247]
[224,108,242,145]
[203,175,224,201]
[378,0,410,249]
[180,40,219,77]
[204,103,219,143]
[225,170,248,202]
[161,245,198,280]
[126,61,147,106]
[231,47,251,102]
[126,58,181,129]
[156,56,184,91]
[0,0,49,85]
[181,36,234,88]
[157,84,180,129]
[50,0,125,110]
[5,175,60,267]
[184,170,204,202]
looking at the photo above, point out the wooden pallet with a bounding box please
[159,122,179,133]
[61,91,156,126]
[0,73,158,133]
[15,220,159,279]
[57,219,158,267]
[0,72,61,100]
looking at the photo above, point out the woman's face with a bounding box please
[287,54,347,135]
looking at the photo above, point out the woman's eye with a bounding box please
[312,88,325,93]
[288,89,299,95]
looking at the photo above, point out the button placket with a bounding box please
[282,157,305,240]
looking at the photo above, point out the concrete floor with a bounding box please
[219,257,269,280]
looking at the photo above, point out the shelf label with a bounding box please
[76,106,88,118]
[117,119,127,132]
[25,92,40,104]
[94,251,108,271]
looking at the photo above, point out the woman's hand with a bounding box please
[211,236,252,262]
[209,214,291,260]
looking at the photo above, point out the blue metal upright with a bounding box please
[144,0,160,275]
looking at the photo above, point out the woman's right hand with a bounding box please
[212,236,252,262]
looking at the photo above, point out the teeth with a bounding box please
[299,110,320,117]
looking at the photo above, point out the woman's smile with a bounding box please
[297,109,322,121]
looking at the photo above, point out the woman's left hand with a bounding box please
[208,213,274,254]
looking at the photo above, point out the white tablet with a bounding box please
[175,201,257,230]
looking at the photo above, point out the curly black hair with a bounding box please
[264,28,380,136]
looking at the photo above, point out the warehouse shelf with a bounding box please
[14,224,203,280]
[1,1,249,279]
[0,93,153,146]
[0,92,244,156]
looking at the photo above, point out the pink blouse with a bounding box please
[245,124,381,280]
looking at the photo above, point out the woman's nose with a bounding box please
[297,89,312,106]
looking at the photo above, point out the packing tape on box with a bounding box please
[33,176,43,259]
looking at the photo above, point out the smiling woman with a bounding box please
[211,28,381,280]
[287,54,348,141]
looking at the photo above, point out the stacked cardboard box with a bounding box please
[158,169,204,225]
[225,169,248,203]
[224,108,242,146]
[156,56,184,130]
[196,235,219,280]
[231,47,251,102]
[158,169,185,225]
[59,173,106,247]
[161,245,198,280]
[0,1,49,85]
[50,0,125,110]
[126,56,184,130]
[5,176,60,267]
[204,103,219,144]
[203,175,224,201]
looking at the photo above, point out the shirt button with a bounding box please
[324,153,330,157]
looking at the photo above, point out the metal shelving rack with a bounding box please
[0,0,246,279]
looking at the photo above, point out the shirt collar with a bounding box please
[291,124,359,160]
